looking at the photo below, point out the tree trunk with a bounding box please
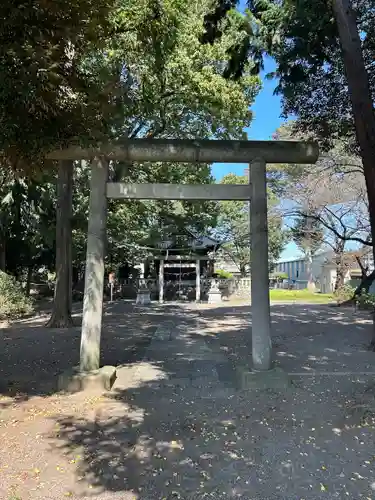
[335,265,346,291]
[370,321,375,350]
[334,243,346,290]
[240,263,247,278]
[354,269,375,297]
[25,265,33,296]
[0,237,5,271]
[46,160,74,328]
[352,254,370,296]
[332,0,375,270]
[332,0,375,344]
[306,248,315,291]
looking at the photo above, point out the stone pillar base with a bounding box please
[237,367,290,390]
[136,289,151,305]
[58,365,117,393]
[208,291,222,304]
[207,280,222,304]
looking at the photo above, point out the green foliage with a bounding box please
[291,214,324,257]
[201,0,264,79]
[247,0,341,138]
[0,271,33,319]
[355,290,375,310]
[203,0,374,151]
[98,0,261,173]
[0,0,261,169]
[0,0,263,289]
[247,0,374,152]
[215,269,233,279]
[0,161,217,277]
[270,271,288,281]
[83,0,262,265]
[0,169,56,277]
[0,0,117,165]
[262,0,375,151]
[333,284,355,304]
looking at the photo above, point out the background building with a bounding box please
[274,249,374,292]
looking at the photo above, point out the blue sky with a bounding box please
[211,56,302,260]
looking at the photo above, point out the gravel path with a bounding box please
[0,302,375,499]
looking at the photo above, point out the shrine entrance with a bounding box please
[48,138,318,376]
[142,231,219,303]
[158,255,206,302]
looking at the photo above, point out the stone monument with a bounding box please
[136,279,151,305]
[207,279,222,304]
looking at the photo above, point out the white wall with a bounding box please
[320,266,336,294]
[275,259,306,280]
[311,252,333,282]
[275,251,334,284]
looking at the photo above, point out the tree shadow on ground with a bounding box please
[196,303,374,375]
[48,303,375,499]
[0,301,202,400]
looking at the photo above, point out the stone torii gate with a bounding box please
[48,139,318,390]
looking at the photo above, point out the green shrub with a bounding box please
[215,269,233,279]
[333,284,355,304]
[355,290,375,310]
[270,272,288,282]
[0,271,34,320]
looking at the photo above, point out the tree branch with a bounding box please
[287,209,373,247]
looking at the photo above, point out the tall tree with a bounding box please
[291,215,324,258]
[330,0,375,269]
[202,0,375,284]
[45,161,74,327]
[255,0,375,282]
[103,0,261,147]
[2,0,262,325]
[215,173,287,276]
[71,0,262,303]
[273,121,371,291]
[0,0,116,163]
[0,0,118,326]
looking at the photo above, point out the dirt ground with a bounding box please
[1,301,375,499]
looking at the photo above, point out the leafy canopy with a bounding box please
[202,0,375,151]
[0,0,118,165]
[0,0,263,275]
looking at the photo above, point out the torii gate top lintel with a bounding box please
[47,138,319,165]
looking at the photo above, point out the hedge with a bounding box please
[0,271,34,320]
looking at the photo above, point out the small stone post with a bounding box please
[80,157,109,372]
[136,279,151,305]
[196,259,201,302]
[207,278,222,304]
[159,259,164,303]
[249,159,272,371]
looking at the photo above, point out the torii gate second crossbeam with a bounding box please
[48,139,319,378]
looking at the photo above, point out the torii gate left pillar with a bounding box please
[79,157,109,373]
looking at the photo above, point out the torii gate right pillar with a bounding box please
[249,159,272,371]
